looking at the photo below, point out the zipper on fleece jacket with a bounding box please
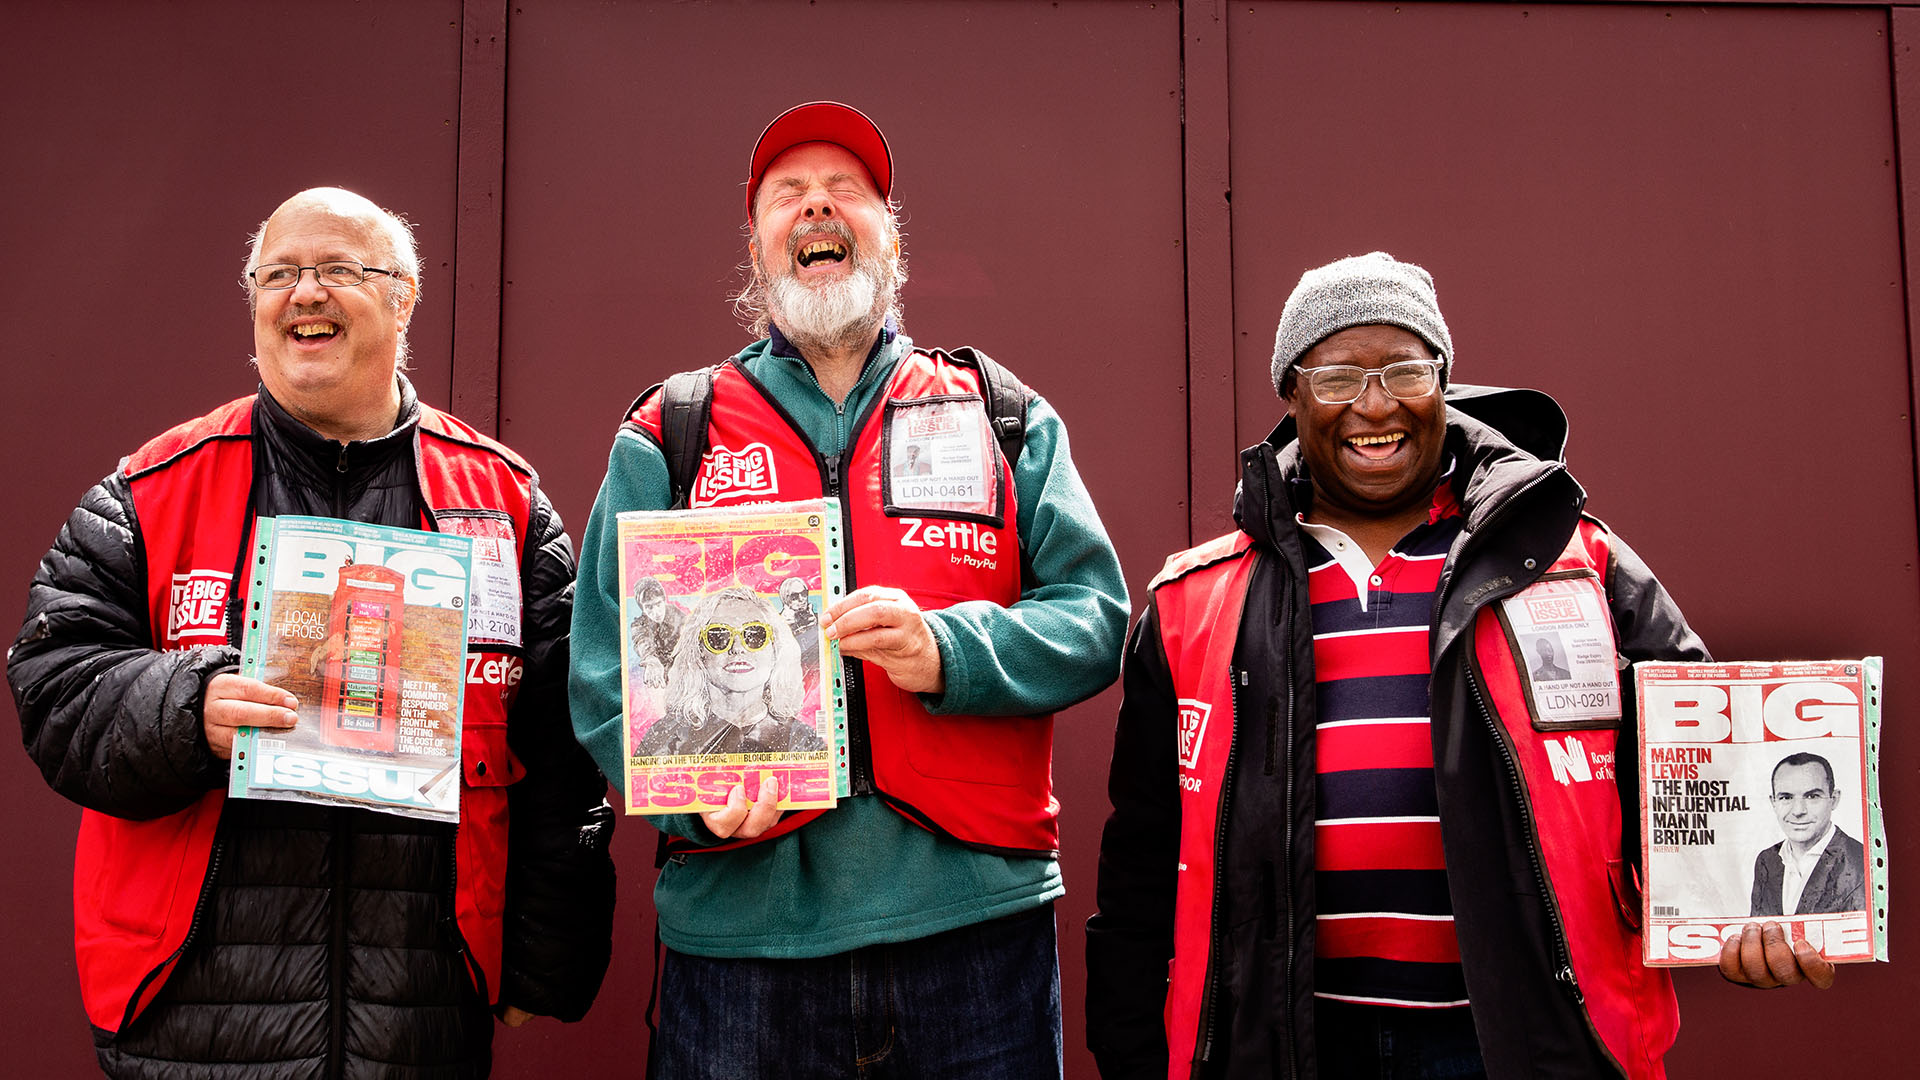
[755,358,877,798]
[823,449,872,797]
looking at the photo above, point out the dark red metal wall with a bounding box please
[1,2,1915,1077]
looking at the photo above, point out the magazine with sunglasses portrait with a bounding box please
[614,499,849,815]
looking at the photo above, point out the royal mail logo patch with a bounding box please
[1544,734,1615,785]
[167,569,231,643]
[1177,698,1213,771]
[692,443,779,507]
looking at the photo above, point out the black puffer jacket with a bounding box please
[10,380,617,1079]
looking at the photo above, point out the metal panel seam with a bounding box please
[1891,8,1920,604]
[1182,0,1238,547]
[452,0,510,436]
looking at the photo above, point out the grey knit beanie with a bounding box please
[1269,251,1453,397]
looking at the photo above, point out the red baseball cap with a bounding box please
[747,101,893,217]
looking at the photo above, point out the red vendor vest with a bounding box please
[628,349,1056,856]
[1149,533,1255,1078]
[1152,522,1677,1079]
[74,395,536,1034]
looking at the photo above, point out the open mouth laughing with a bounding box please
[281,311,345,345]
[1347,432,1404,460]
[797,239,848,268]
[789,222,855,273]
[290,320,340,343]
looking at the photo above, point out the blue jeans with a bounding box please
[1315,999,1487,1080]
[651,903,1063,1079]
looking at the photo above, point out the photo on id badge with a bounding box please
[883,397,1002,524]
[1523,632,1573,683]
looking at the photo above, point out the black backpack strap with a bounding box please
[944,346,1033,468]
[659,367,715,509]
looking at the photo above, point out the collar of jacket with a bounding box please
[254,374,424,486]
[767,316,900,363]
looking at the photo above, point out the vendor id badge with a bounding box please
[883,397,1003,524]
[434,510,522,648]
[1498,569,1622,730]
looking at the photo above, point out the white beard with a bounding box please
[767,261,887,354]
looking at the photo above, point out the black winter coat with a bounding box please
[1086,387,1709,1079]
[10,381,617,1079]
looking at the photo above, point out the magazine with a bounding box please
[1636,658,1887,965]
[229,516,474,822]
[617,499,848,815]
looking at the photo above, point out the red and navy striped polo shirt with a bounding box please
[1302,478,1467,1009]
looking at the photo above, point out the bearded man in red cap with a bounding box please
[569,102,1129,1077]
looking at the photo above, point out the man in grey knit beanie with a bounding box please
[1088,252,1835,1080]
[1270,251,1453,396]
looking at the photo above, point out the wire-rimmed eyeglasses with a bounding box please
[1295,359,1443,405]
[247,261,400,290]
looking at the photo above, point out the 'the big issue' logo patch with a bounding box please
[167,569,231,643]
[692,443,780,507]
[1177,698,1213,771]
[904,410,960,438]
[1525,592,1585,625]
